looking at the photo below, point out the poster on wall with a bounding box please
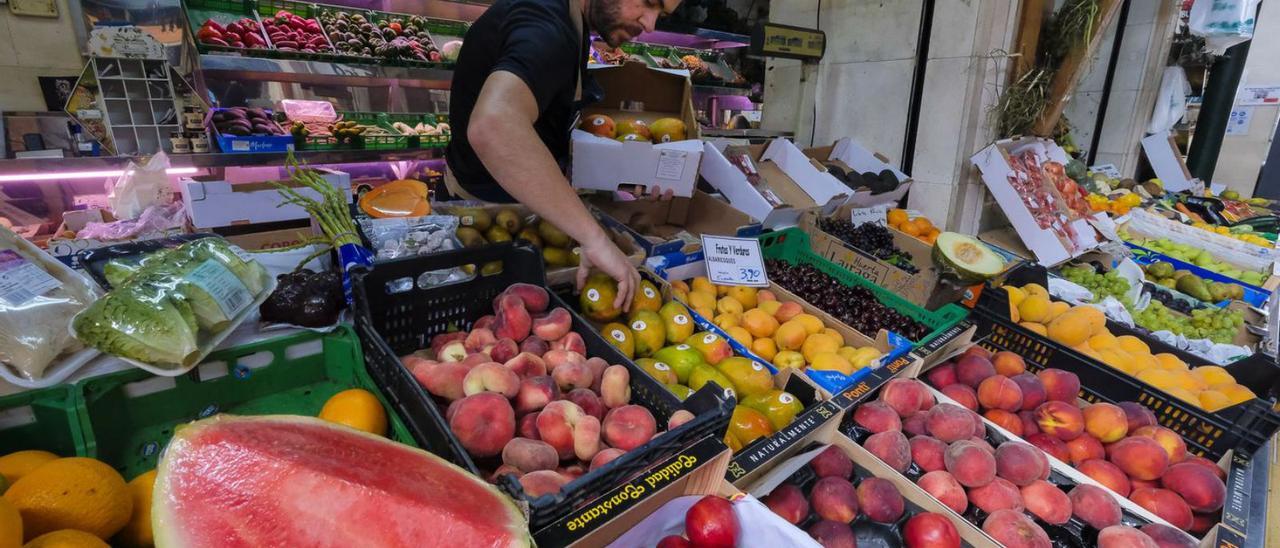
[38,76,78,112]
[1238,85,1280,106]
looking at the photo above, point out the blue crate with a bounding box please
[208,108,295,153]
[1124,242,1270,307]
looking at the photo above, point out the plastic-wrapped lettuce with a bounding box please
[73,236,271,372]
[0,227,100,381]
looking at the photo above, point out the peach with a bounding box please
[505,352,547,379]
[902,413,929,436]
[904,513,961,548]
[543,349,585,372]
[401,354,435,372]
[925,362,958,388]
[762,483,809,525]
[1130,488,1193,530]
[499,283,550,313]
[955,354,997,388]
[984,409,1023,436]
[808,521,856,548]
[995,442,1047,486]
[1036,368,1081,402]
[553,332,587,355]
[773,301,803,323]
[449,392,516,458]
[465,327,498,354]
[1021,480,1071,524]
[1130,425,1187,465]
[490,463,520,482]
[473,315,497,331]
[1082,403,1129,443]
[537,400,588,459]
[926,403,975,442]
[969,436,996,455]
[502,438,558,473]
[1025,433,1070,463]
[493,295,532,341]
[489,338,519,364]
[602,405,657,451]
[518,412,540,440]
[519,470,568,498]
[944,439,997,488]
[992,351,1026,377]
[1018,410,1040,436]
[962,345,993,360]
[463,362,521,398]
[1189,512,1216,535]
[1140,523,1198,548]
[857,477,905,523]
[969,477,1024,513]
[552,361,594,392]
[431,331,467,358]
[969,411,987,439]
[864,431,911,472]
[438,340,469,362]
[589,448,625,471]
[1079,458,1131,497]
[982,509,1050,548]
[940,384,979,411]
[1098,525,1159,548]
[573,414,602,461]
[585,357,609,393]
[1108,436,1169,481]
[1066,434,1105,465]
[1161,462,1226,513]
[462,352,493,368]
[918,470,968,514]
[414,360,470,401]
[811,446,854,479]
[519,336,550,357]
[531,307,572,341]
[559,464,586,481]
[880,378,933,417]
[600,365,631,408]
[1118,401,1157,432]
[1034,401,1084,441]
[1009,373,1047,411]
[1130,478,1160,491]
[1185,456,1227,482]
[1069,484,1122,529]
[667,409,695,431]
[810,477,859,522]
[910,435,948,472]
[515,375,560,414]
[854,401,902,433]
[978,375,1023,411]
[565,388,605,421]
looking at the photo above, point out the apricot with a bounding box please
[1130,488,1193,531]
[909,435,948,472]
[1065,434,1105,465]
[801,333,841,363]
[854,401,902,433]
[773,320,808,351]
[982,509,1050,548]
[1161,462,1226,513]
[880,378,933,417]
[1034,401,1084,441]
[926,403,976,443]
[449,392,516,458]
[984,409,1023,436]
[918,470,967,514]
[857,477,905,523]
[1036,368,1081,402]
[940,384,979,411]
[793,313,824,334]
[992,351,1026,377]
[810,445,854,479]
[810,477,859,522]
[821,327,845,346]
[751,337,778,361]
[773,301,803,322]
[1079,458,1131,497]
[925,362,958,388]
[864,430,911,472]
[1025,433,1070,463]
[602,405,657,451]
[1098,525,1159,548]
[955,354,996,388]
[757,300,782,316]
[994,442,1047,486]
[978,375,1024,412]
[1021,480,1072,525]
[1130,425,1187,465]
[944,440,996,488]
[741,308,779,339]
[810,352,856,375]
[1082,402,1129,443]
[1069,484,1122,529]
[969,477,1025,513]
[762,483,809,525]
[1118,401,1157,432]
[1108,436,1169,481]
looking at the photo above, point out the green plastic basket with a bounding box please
[344,111,409,150]
[75,326,415,479]
[759,228,969,347]
[0,385,85,457]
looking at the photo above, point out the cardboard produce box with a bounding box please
[805,137,913,208]
[571,62,704,197]
[587,191,762,257]
[181,169,351,230]
[700,138,849,229]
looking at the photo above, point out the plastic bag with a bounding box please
[77,202,187,241]
[0,226,100,381]
[359,214,461,261]
[1190,0,1260,52]
[1147,67,1191,134]
[108,152,175,220]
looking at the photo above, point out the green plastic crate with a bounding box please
[0,385,85,457]
[183,0,269,54]
[76,326,415,479]
[344,111,409,150]
[759,228,969,347]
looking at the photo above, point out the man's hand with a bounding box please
[577,233,639,312]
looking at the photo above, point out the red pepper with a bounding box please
[388,22,401,33]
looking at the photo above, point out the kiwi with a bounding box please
[537,220,572,248]
[494,208,523,234]
[454,207,492,231]
[516,227,543,249]
[456,227,487,248]
[543,246,570,267]
[485,225,513,243]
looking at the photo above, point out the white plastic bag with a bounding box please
[1147,67,1191,134]
[108,152,174,220]
[1190,0,1261,53]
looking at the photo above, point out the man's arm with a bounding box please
[468,70,637,310]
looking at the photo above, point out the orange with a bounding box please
[318,388,388,436]
[4,457,131,540]
[919,232,938,246]
[912,217,934,233]
[887,209,908,227]
[899,221,922,237]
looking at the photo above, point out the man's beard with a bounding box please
[589,1,644,47]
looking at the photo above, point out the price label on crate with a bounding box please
[701,235,769,287]
[849,204,890,227]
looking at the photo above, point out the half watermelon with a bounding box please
[153,415,532,547]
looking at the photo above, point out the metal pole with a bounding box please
[901,0,935,174]
[1186,40,1251,183]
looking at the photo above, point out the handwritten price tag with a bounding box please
[700,235,769,287]
[850,204,889,227]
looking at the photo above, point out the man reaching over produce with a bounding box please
[447,0,680,311]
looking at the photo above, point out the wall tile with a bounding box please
[1111,23,1154,92]
[811,59,913,160]
[820,1,922,63]
[929,0,981,59]
[907,180,956,224]
[1062,90,1102,149]
[913,57,973,183]
[762,60,805,133]
[1096,90,1139,157]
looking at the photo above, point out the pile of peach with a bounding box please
[761,446,962,547]
[922,346,1227,535]
[401,283,692,498]
[674,277,883,376]
[853,375,1204,547]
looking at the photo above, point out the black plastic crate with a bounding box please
[352,241,732,531]
[973,268,1280,459]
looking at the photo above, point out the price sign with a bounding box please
[701,235,769,287]
[850,204,889,227]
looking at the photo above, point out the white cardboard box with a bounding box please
[700,138,848,229]
[971,137,1104,266]
[1141,133,1198,193]
[181,169,351,230]
[827,137,913,207]
[571,131,703,196]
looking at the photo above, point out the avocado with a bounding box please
[1118,178,1137,190]
[1141,181,1165,197]
[932,232,1006,283]
[823,163,849,184]
[869,169,900,194]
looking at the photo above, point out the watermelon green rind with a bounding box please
[153,414,532,548]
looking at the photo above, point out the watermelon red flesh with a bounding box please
[153,415,531,548]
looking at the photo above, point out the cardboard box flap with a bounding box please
[590,61,688,116]
[831,137,910,182]
[700,140,798,228]
[760,138,850,205]
[1141,133,1196,193]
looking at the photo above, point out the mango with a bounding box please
[629,310,666,358]
[659,301,695,344]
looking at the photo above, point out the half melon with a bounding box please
[932,232,1006,283]
[153,415,531,547]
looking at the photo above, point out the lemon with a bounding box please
[318,389,388,436]
[23,529,108,548]
[113,470,155,547]
[0,451,58,486]
[4,458,130,541]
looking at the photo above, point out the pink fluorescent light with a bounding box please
[0,167,200,182]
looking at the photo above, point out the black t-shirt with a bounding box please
[446,0,591,203]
